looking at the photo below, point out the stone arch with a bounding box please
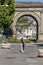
[13,12,40,25]
[12,12,40,39]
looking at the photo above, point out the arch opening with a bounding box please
[16,15,38,40]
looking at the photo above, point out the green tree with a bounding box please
[0,0,15,35]
[17,16,30,32]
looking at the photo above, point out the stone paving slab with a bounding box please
[0,44,43,65]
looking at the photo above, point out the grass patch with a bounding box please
[1,36,37,43]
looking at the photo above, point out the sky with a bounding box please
[16,0,43,2]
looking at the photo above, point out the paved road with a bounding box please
[0,44,43,65]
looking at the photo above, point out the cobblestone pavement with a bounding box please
[0,43,43,65]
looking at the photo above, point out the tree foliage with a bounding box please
[0,0,15,34]
[17,16,30,31]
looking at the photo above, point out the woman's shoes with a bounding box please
[20,50,24,53]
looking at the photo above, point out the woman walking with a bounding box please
[20,37,25,52]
